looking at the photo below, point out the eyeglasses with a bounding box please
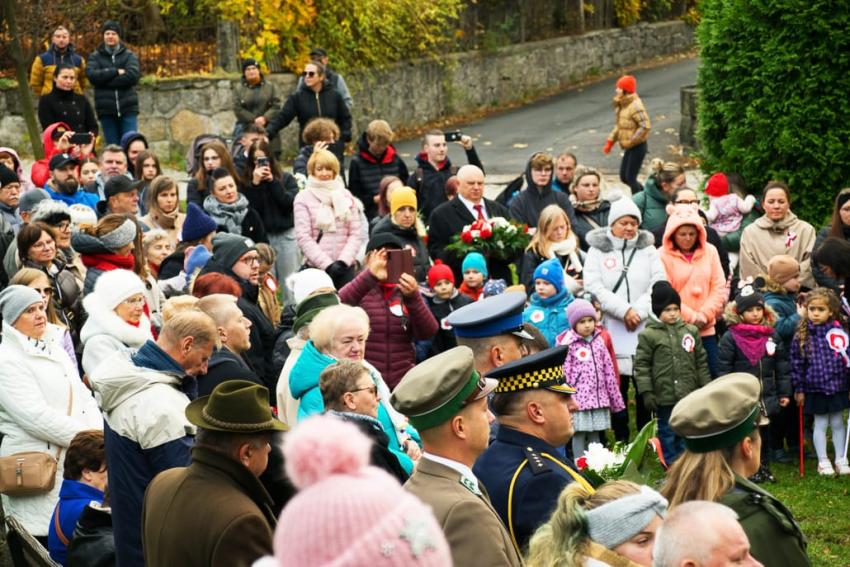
[32,287,54,297]
[349,385,377,396]
[56,221,71,232]
[675,199,700,205]
[240,255,260,266]
[302,71,317,77]
[122,296,146,306]
[30,241,54,251]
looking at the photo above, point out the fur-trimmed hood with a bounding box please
[81,293,152,348]
[723,302,778,326]
[585,227,655,252]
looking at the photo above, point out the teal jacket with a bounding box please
[522,288,574,346]
[634,317,711,405]
[634,176,670,233]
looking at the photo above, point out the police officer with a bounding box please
[391,346,523,567]
[446,291,531,375]
[662,372,810,567]
[473,346,592,554]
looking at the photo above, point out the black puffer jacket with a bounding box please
[243,173,299,233]
[348,133,410,220]
[369,215,430,283]
[716,304,792,416]
[86,43,140,117]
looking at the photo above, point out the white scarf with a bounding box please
[550,233,583,273]
[306,177,351,232]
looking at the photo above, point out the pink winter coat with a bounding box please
[339,269,438,389]
[293,184,362,269]
[659,208,727,337]
[557,329,624,413]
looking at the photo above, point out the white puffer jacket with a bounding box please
[80,293,153,378]
[0,322,102,535]
[584,227,666,374]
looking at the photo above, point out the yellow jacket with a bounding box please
[608,93,651,149]
[29,44,88,96]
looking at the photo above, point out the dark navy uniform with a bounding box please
[472,346,592,554]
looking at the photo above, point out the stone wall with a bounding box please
[0,20,694,159]
[679,84,698,151]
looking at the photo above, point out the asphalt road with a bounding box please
[395,57,698,181]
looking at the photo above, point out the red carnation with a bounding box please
[480,227,492,239]
[461,231,473,244]
[576,456,587,470]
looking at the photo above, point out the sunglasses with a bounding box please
[33,287,54,297]
[302,71,317,77]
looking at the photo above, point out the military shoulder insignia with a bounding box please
[460,475,481,495]
[524,446,549,475]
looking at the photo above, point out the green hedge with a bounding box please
[696,0,850,224]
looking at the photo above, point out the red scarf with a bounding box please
[81,252,135,272]
[459,282,483,301]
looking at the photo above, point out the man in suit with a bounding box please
[427,164,514,283]
[391,347,523,567]
[473,346,592,554]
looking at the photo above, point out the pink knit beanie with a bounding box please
[273,416,451,566]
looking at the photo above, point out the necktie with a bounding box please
[473,204,485,221]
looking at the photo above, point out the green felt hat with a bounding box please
[186,380,288,433]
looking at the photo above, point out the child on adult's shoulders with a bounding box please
[522,257,574,346]
[422,261,473,357]
[635,281,711,465]
[458,252,487,301]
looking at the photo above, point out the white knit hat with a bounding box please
[91,269,146,310]
[607,197,643,227]
[288,269,336,305]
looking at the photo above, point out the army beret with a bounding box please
[486,345,576,395]
[670,373,770,453]
[390,346,496,431]
[446,291,532,339]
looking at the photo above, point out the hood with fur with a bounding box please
[585,226,655,253]
[723,302,778,326]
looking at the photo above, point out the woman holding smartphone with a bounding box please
[243,139,300,293]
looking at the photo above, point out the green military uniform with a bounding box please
[670,373,811,567]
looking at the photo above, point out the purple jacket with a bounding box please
[790,321,850,395]
[339,269,438,389]
[558,329,624,413]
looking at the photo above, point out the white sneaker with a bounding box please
[818,461,835,475]
[835,459,850,475]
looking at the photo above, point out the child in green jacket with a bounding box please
[635,281,711,463]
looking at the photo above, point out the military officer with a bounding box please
[473,346,592,555]
[447,291,531,375]
[391,346,523,567]
[666,372,810,567]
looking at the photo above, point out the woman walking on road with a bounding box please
[603,75,651,196]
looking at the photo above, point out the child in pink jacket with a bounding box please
[556,299,624,458]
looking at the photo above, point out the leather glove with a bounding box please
[603,139,615,154]
[642,392,658,413]
[325,260,349,280]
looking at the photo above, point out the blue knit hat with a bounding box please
[462,252,488,278]
[533,258,564,293]
[181,203,217,242]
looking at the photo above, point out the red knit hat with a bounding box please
[428,260,455,289]
[616,75,637,94]
[704,173,729,197]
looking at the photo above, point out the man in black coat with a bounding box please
[427,165,514,283]
[85,20,140,145]
[347,120,409,220]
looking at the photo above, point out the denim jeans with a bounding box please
[100,114,138,145]
[268,228,300,305]
[702,334,719,379]
[657,405,684,464]
[620,141,648,195]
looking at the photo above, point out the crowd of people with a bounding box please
[0,18,847,567]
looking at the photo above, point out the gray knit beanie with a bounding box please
[212,233,256,270]
[0,285,44,325]
[101,218,138,251]
[585,485,668,549]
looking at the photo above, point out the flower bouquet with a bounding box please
[444,217,531,261]
[575,420,665,488]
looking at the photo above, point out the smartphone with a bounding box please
[445,131,463,142]
[257,156,270,168]
[69,132,93,145]
[386,248,415,283]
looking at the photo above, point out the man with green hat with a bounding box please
[473,345,591,554]
[663,372,810,567]
[142,380,287,566]
[391,346,522,567]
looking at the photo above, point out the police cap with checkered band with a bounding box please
[485,345,576,395]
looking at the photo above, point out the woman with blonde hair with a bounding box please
[520,204,583,294]
[139,176,185,243]
[293,149,362,289]
[526,480,667,567]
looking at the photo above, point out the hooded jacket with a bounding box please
[507,158,577,228]
[89,341,193,567]
[31,121,76,189]
[634,317,711,406]
[717,304,791,416]
[409,146,483,220]
[740,212,817,289]
[0,147,34,193]
[30,42,88,95]
[522,287,575,347]
[632,175,669,233]
[659,208,727,337]
[85,42,141,117]
[559,329,624,414]
[0,322,102,536]
[80,291,153,377]
[348,133,410,220]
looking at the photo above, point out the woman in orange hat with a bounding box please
[603,75,651,196]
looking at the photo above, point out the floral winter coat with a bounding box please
[557,329,624,414]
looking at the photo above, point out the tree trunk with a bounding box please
[1,0,43,159]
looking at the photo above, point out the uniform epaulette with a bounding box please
[523,446,549,475]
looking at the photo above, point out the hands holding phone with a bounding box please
[252,157,273,185]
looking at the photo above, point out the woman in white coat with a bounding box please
[0,286,101,539]
[80,269,153,378]
[584,198,665,442]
